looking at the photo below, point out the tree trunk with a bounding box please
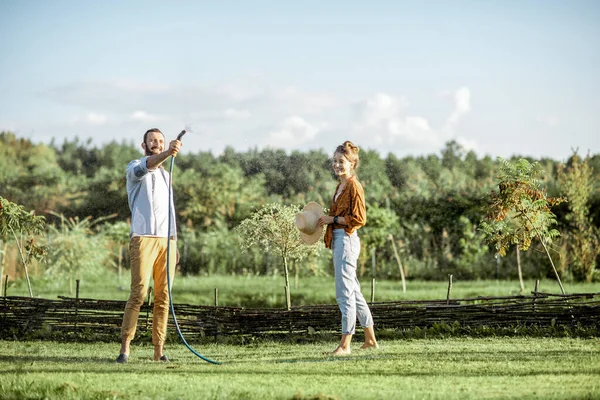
[10,228,33,297]
[389,234,406,294]
[523,213,566,294]
[516,246,525,293]
[283,256,291,310]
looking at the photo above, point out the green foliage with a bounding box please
[52,137,138,178]
[359,202,401,277]
[360,202,399,251]
[235,203,325,308]
[234,148,332,199]
[98,220,130,283]
[454,216,489,278]
[2,130,599,282]
[72,166,129,221]
[0,132,68,214]
[176,163,267,229]
[557,152,600,282]
[0,197,47,249]
[236,203,323,265]
[357,149,394,203]
[179,223,269,276]
[44,213,112,294]
[53,139,140,222]
[98,220,130,246]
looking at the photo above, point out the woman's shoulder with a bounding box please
[348,177,364,192]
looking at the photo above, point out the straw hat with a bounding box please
[295,202,325,244]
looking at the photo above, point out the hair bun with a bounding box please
[342,140,359,155]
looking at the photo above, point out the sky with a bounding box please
[1,0,599,161]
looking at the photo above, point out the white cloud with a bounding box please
[362,92,409,127]
[267,116,322,149]
[130,110,159,122]
[455,136,479,153]
[274,86,340,115]
[354,93,438,147]
[34,78,480,157]
[445,87,471,126]
[217,81,267,102]
[223,108,252,119]
[352,87,475,154]
[71,112,108,125]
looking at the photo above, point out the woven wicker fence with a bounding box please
[2,291,599,341]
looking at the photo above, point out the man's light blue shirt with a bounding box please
[126,156,177,239]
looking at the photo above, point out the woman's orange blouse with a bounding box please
[324,176,367,249]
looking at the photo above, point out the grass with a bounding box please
[5,273,600,308]
[3,275,600,398]
[1,337,599,399]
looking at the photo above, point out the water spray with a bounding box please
[166,129,221,365]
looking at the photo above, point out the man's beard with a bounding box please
[145,146,162,156]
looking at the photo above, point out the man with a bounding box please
[116,128,182,363]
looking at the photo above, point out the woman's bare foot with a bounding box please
[329,346,351,356]
[360,341,379,350]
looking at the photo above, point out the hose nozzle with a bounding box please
[176,130,187,141]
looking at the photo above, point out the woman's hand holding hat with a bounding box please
[295,202,325,244]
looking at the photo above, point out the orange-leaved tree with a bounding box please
[480,158,566,293]
[0,196,47,297]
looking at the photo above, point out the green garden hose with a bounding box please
[166,129,220,365]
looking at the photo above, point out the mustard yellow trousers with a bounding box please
[120,236,177,346]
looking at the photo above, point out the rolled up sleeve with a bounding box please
[345,182,366,232]
[126,157,150,181]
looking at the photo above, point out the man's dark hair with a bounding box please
[143,128,164,144]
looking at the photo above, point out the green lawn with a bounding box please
[1,337,599,399]
[5,273,600,308]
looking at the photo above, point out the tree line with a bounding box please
[1,131,599,286]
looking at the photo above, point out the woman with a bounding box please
[317,140,378,355]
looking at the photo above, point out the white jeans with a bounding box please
[332,229,374,334]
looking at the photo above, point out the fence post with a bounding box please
[213,288,219,341]
[285,286,291,311]
[74,279,80,330]
[3,275,7,297]
[446,274,453,305]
